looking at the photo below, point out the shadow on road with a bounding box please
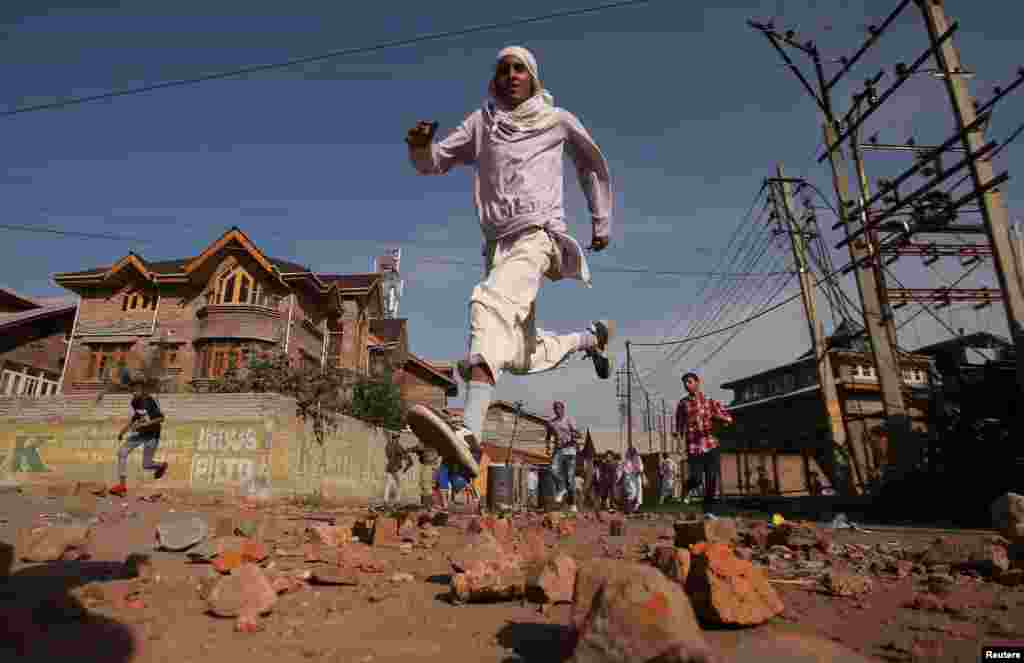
[0,542,136,663]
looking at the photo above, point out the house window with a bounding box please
[902,368,926,384]
[215,266,268,306]
[855,364,877,380]
[87,344,132,381]
[122,291,157,312]
[199,342,265,378]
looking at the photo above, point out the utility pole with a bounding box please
[849,102,903,358]
[772,165,862,492]
[918,0,1024,408]
[644,391,653,451]
[824,120,903,489]
[625,341,633,452]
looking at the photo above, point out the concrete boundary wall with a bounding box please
[0,394,424,502]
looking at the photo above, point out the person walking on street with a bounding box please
[408,443,441,510]
[658,452,676,505]
[579,429,597,509]
[109,372,168,498]
[619,446,644,514]
[674,372,734,516]
[545,400,580,511]
[405,45,616,476]
[383,432,412,507]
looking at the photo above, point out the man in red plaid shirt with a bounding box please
[673,371,734,514]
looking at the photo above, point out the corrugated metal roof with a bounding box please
[0,303,75,332]
[727,384,821,412]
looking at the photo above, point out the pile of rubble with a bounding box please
[11,489,1024,662]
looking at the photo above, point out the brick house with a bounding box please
[53,227,456,405]
[717,319,934,495]
[0,287,76,397]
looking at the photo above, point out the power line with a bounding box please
[661,224,780,369]
[881,263,996,363]
[631,288,803,348]
[0,223,149,243]
[2,0,659,118]
[695,271,798,370]
[646,183,769,351]
[945,117,1024,194]
[655,200,776,368]
[632,252,863,349]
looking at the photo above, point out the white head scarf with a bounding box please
[486,46,560,134]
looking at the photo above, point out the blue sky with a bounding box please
[2,1,1021,431]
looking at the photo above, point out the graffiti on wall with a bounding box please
[12,435,53,472]
[190,423,270,486]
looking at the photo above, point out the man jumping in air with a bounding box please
[405,45,616,476]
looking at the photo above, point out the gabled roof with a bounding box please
[0,303,76,334]
[184,227,282,277]
[404,353,457,396]
[911,331,1011,356]
[321,273,379,291]
[54,227,319,288]
[490,399,551,427]
[480,442,549,465]
[0,286,43,311]
[720,356,815,390]
[105,253,152,281]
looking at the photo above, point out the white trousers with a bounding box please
[383,472,400,505]
[468,228,588,380]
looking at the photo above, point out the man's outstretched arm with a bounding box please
[407,115,479,175]
[563,110,613,251]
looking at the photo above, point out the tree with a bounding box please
[207,349,407,443]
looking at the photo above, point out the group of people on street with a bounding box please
[376,366,736,516]
[543,368,734,515]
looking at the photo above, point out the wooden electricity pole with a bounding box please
[823,120,906,488]
[918,0,1024,407]
[772,165,861,492]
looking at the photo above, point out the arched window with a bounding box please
[215,266,264,305]
[122,290,157,311]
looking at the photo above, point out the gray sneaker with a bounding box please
[584,320,615,380]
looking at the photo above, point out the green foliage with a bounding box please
[206,349,407,442]
[350,369,405,431]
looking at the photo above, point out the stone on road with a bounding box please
[18,524,92,562]
[156,516,208,552]
[206,563,277,617]
[570,561,712,663]
[685,542,784,627]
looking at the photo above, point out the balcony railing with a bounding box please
[201,291,283,309]
[196,300,283,343]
